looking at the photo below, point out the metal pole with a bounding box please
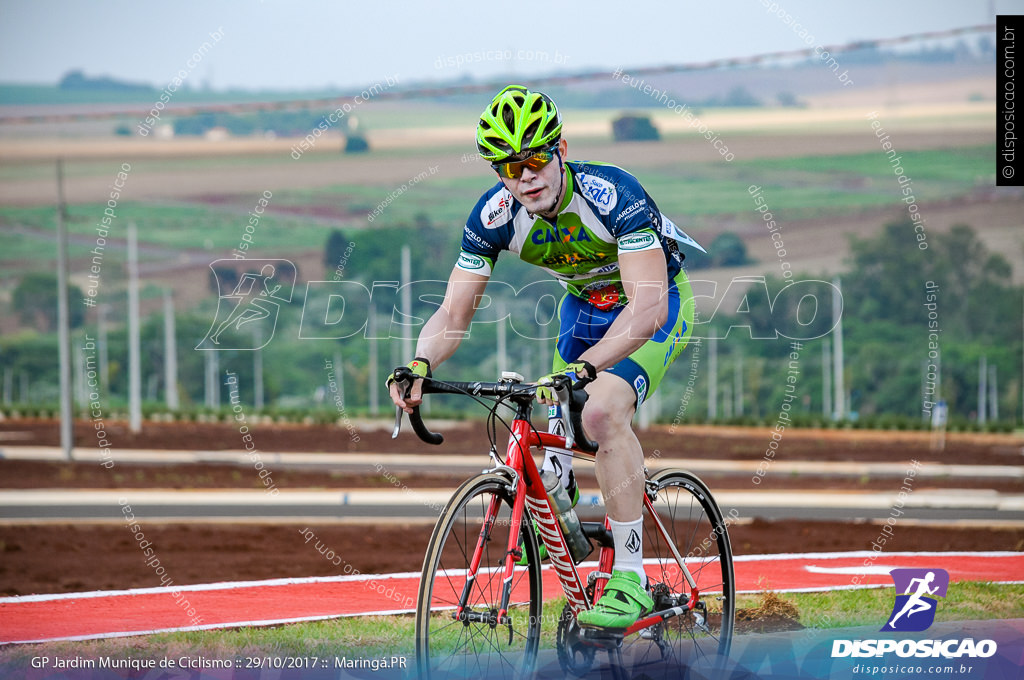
[822,337,832,418]
[127,222,142,433]
[832,277,844,421]
[98,304,110,395]
[334,349,345,407]
[55,158,73,460]
[368,307,378,416]
[707,336,717,420]
[497,301,507,374]
[978,356,987,425]
[254,331,264,410]
[401,245,412,362]
[989,363,998,422]
[72,330,85,407]
[734,351,743,417]
[164,289,179,410]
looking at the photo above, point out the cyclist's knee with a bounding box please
[582,392,633,440]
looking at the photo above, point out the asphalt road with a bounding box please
[2,488,1022,523]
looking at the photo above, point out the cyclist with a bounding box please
[388,85,695,633]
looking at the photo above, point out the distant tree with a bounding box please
[324,229,349,276]
[710,232,749,267]
[208,265,239,295]
[776,91,802,108]
[13,272,85,331]
[612,115,660,142]
[58,69,152,92]
[722,86,760,107]
[344,133,370,153]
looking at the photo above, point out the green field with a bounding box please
[0,145,995,271]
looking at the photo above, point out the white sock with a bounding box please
[540,408,575,489]
[609,517,646,586]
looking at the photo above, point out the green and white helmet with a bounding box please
[476,85,563,163]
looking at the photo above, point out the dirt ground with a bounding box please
[1,520,1020,597]
[2,418,1020,464]
[0,419,1021,597]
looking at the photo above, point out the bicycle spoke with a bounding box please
[417,475,541,679]
[620,470,735,678]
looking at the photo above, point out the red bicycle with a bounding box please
[391,368,735,679]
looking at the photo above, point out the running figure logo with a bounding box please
[881,568,949,632]
[199,259,296,350]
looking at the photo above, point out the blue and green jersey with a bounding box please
[458,161,685,310]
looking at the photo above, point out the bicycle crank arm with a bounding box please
[627,602,710,637]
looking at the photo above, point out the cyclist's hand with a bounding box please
[387,358,431,414]
[535,360,596,405]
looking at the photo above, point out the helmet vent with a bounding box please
[501,105,516,130]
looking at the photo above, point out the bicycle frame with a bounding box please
[457,402,703,636]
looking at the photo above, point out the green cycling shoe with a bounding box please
[576,570,654,632]
[516,474,579,566]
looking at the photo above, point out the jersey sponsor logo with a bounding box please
[618,231,657,251]
[633,374,648,403]
[481,189,514,228]
[457,252,486,270]
[586,283,621,310]
[577,173,618,215]
[614,198,647,225]
[590,262,619,274]
[463,224,488,247]
[542,252,609,268]
[531,224,593,245]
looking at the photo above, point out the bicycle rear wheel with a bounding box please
[622,468,735,675]
[415,473,543,679]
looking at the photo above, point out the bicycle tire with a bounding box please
[620,468,736,676]
[415,473,543,679]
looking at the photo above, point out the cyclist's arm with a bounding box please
[389,266,489,412]
[417,266,490,367]
[576,248,669,373]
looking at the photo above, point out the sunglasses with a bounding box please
[491,145,560,179]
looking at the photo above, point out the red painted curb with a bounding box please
[2,551,1020,644]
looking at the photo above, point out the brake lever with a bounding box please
[391,404,404,439]
[390,369,412,439]
[554,379,576,450]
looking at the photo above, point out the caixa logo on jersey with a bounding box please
[831,568,998,660]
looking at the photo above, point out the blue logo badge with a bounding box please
[881,568,949,632]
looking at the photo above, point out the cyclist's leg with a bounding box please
[576,371,652,630]
[577,271,694,631]
[542,293,614,497]
[604,269,695,402]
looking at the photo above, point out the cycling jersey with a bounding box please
[457,161,683,310]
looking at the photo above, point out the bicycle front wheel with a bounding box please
[415,473,543,680]
[623,468,736,675]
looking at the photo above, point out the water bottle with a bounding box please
[541,470,592,564]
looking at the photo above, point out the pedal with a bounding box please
[579,627,625,649]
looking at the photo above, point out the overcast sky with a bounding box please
[0,0,1014,92]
